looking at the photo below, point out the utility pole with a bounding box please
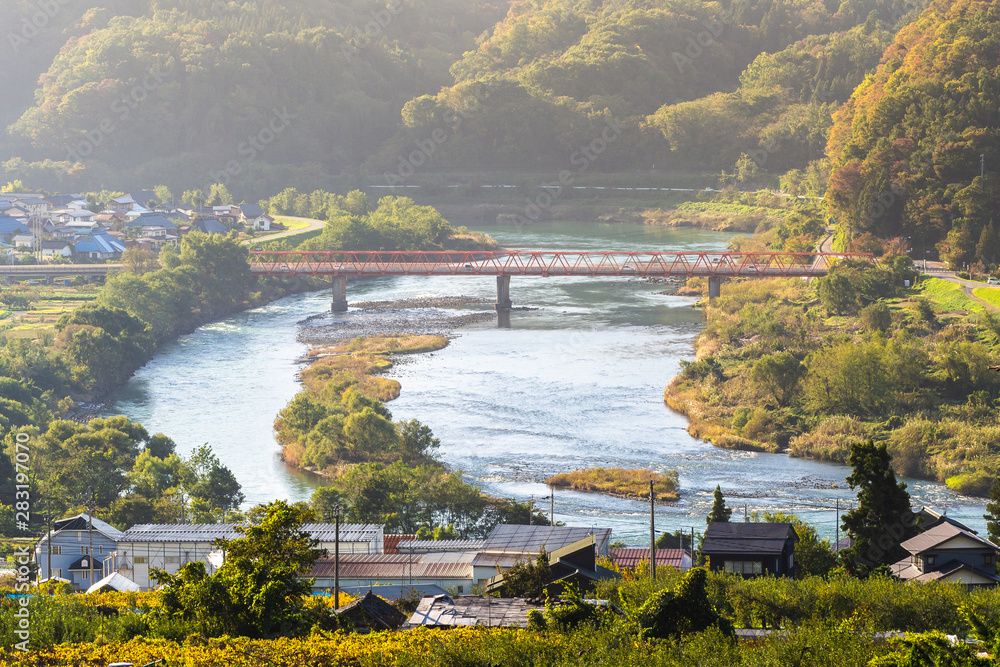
[982,154,986,179]
[45,497,51,583]
[528,496,534,526]
[550,488,554,526]
[334,505,341,609]
[835,499,840,552]
[85,487,94,589]
[649,480,656,580]
[744,504,748,522]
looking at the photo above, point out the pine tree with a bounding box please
[706,485,732,526]
[840,440,917,574]
[984,480,1000,544]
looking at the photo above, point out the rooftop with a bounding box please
[611,548,690,569]
[311,551,475,580]
[899,521,999,555]
[404,595,542,629]
[701,522,798,555]
[482,525,612,555]
[118,522,382,543]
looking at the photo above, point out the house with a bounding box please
[41,240,72,259]
[395,539,485,554]
[701,522,799,578]
[891,521,1000,586]
[485,534,620,596]
[109,522,383,590]
[403,595,543,629]
[611,547,693,572]
[338,583,448,602]
[53,209,95,224]
[470,524,613,587]
[13,197,49,218]
[109,195,137,213]
[239,204,272,231]
[12,235,34,249]
[188,217,228,235]
[74,232,126,260]
[309,551,476,594]
[34,514,124,591]
[129,191,158,209]
[125,213,179,243]
[0,217,30,241]
[334,591,408,631]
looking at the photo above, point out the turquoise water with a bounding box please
[107,222,988,543]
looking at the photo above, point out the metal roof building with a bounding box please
[111,523,383,590]
[404,595,542,629]
[310,551,476,594]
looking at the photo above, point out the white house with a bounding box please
[239,204,272,231]
[41,240,73,258]
[11,235,34,249]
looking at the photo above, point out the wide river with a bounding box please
[108,222,987,543]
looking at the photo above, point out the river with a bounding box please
[107,221,988,543]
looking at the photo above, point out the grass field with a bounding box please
[914,277,984,313]
[973,286,1000,309]
[0,285,100,338]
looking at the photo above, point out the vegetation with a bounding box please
[545,468,679,502]
[260,189,495,250]
[825,0,1000,261]
[666,261,1000,496]
[707,485,732,525]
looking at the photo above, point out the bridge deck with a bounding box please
[247,251,874,278]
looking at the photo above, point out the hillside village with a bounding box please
[0,191,275,263]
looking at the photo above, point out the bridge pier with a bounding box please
[45,276,53,286]
[495,275,512,312]
[331,276,348,313]
[708,276,721,300]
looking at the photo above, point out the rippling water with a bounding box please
[108,222,987,543]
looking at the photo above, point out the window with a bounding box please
[723,560,762,575]
[81,571,89,580]
[985,554,996,567]
[924,555,936,568]
[98,546,103,555]
[165,556,179,564]
[51,568,62,578]
[134,557,147,564]
[81,546,88,555]
[50,546,62,556]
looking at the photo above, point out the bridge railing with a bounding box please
[247,250,877,277]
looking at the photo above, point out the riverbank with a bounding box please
[663,268,1000,498]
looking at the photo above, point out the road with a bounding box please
[243,216,326,246]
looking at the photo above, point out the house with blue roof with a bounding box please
[0,216,30,242]
[35,514,124,590]
[74,232,125,260]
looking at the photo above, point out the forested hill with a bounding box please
[0,0,937,199]
[825,0,1000,263]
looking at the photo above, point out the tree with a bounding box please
[984,480,1000,544]
[155,501,325,637]
[760,512,836,577]
[153,185,173,207]
[205,183,233,207]
[840,440,917,574]
[183,444,244,522]
[496,551,551,597]
[181,189,204,208]
[707,485,732,525]
[398,419,440,460]
[749,352,804,407]
[859,301,892,333]
[120,247,158,275]
[636,568,734,640]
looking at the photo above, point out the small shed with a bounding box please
[87,572,141,594]
[335,591,407,631]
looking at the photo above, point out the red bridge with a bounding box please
[247,250,874,312]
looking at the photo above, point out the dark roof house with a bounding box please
[611,547,693,571]
[485,534,620,596]
[701,522,799,578]
[404,595,543,629]
[189,217,227,234]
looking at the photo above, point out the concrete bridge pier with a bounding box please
[708,276,721,300]
[495,275,512,312]
[331,276,348,313]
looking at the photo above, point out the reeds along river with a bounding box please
[107,222,987,544]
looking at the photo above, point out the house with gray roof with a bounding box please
[891,521,1000,586]
[34,514,124,590]
[701,522,799,578]
[239,203,273,231]
[109,522,384,590]
[404,595,543,629]
[470,524,613,587]
[189,217,228,235]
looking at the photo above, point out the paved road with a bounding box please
[244,216,325,246]
[931,272,1000,311]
